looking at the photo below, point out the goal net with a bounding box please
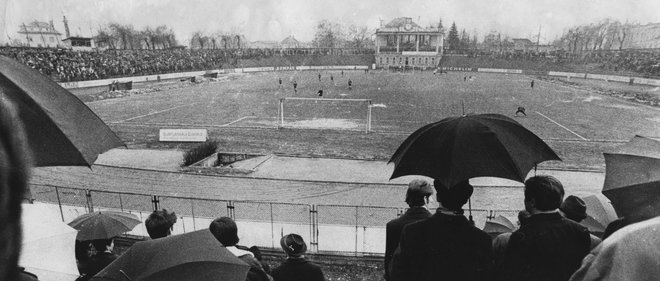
[279,97,372,132]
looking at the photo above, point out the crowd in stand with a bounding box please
[0,47,374,82]
[449,49,660,77]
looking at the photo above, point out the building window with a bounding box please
[425,57,428,64]
[380,57,383,64]
[386,57,389,64]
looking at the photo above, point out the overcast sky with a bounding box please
[2,0,659,46]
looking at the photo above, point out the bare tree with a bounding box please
[313,20,345,48]
[346,24,372,48]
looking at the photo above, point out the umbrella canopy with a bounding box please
[68,211,141,240]
[20,202,79,276]
[389,113,560,188]
[0,55,124,167]
[603,136,660,219]
[580,194,618,233]
[483,215,516,235]
[91,229,250,281]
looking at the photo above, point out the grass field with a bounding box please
[75,70,660,171]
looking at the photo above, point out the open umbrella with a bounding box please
[580,194,618,234]
[20,202,79,279]
[389,113,560,188]
[91,229,250,281]
[0,55,124,167]
[483,215,516,235]
[602,135,660,219]
[68,211,141,240]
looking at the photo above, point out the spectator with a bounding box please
[145,209,177,239]
[271,234,325,281]
[209,217,272,281]
[497,176,591,281]
[492,210,530,268]
[389,180,493,281]
[559,195,602,248]
[0,98,37,280]
[569,215,660,281]
[77,238,118,281]
[74,239,93,275]
[384,179,433,281]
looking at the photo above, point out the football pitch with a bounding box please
[82,70,660,171]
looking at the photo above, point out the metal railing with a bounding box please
[30,184,516,254]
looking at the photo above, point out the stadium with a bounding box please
[2,4,660,281]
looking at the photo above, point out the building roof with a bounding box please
[377,17,441,34]
[384,17,422,29]
[18,21,61,35]
[281,35,299,45]
[63,36,92,41]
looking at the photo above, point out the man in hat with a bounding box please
[389,180,493,281]
[384,179,433,281]
[145,209,177,239]
[271,233,325,281]
[209,217,272,281]
[497,176,591,281]
[560,195,602,249]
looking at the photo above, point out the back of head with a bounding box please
[434,179,473,211]
[280,233,307,257]
[560,195,587,222]
[405,179,433,207]
[0,98,31,281]
[524,175,565,212]
[209,217,239,246]
[91,238,113,253]
[146,209,177,239]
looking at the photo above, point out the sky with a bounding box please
[1,0,659,46]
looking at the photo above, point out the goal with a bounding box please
[278,97,373,133]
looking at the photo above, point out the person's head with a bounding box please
[405,179,433,207]
[145,209,177,239]
[434,179,473,211]
[91,238,114,253]
[524,175,565,213]
[0,98,31,281]
[209,217,239,246]
[280,233,307,258]
[560,195,588,222]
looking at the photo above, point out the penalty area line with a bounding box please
[535,111,589,141]
[219,116,257,127]
[116,102,202,122]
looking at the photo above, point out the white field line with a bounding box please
[535,111,589,141]
[219,116,257,127]
[116,103,202,122]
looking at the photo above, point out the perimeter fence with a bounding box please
[30,184,519,255]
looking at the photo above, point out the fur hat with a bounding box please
[280,233,307,257]
[406,179,433,203]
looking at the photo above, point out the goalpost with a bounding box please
[278,97,373,133]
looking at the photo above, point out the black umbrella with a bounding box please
[0,55,123,167]
[390,113,560,188]
[92,229,250,281]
